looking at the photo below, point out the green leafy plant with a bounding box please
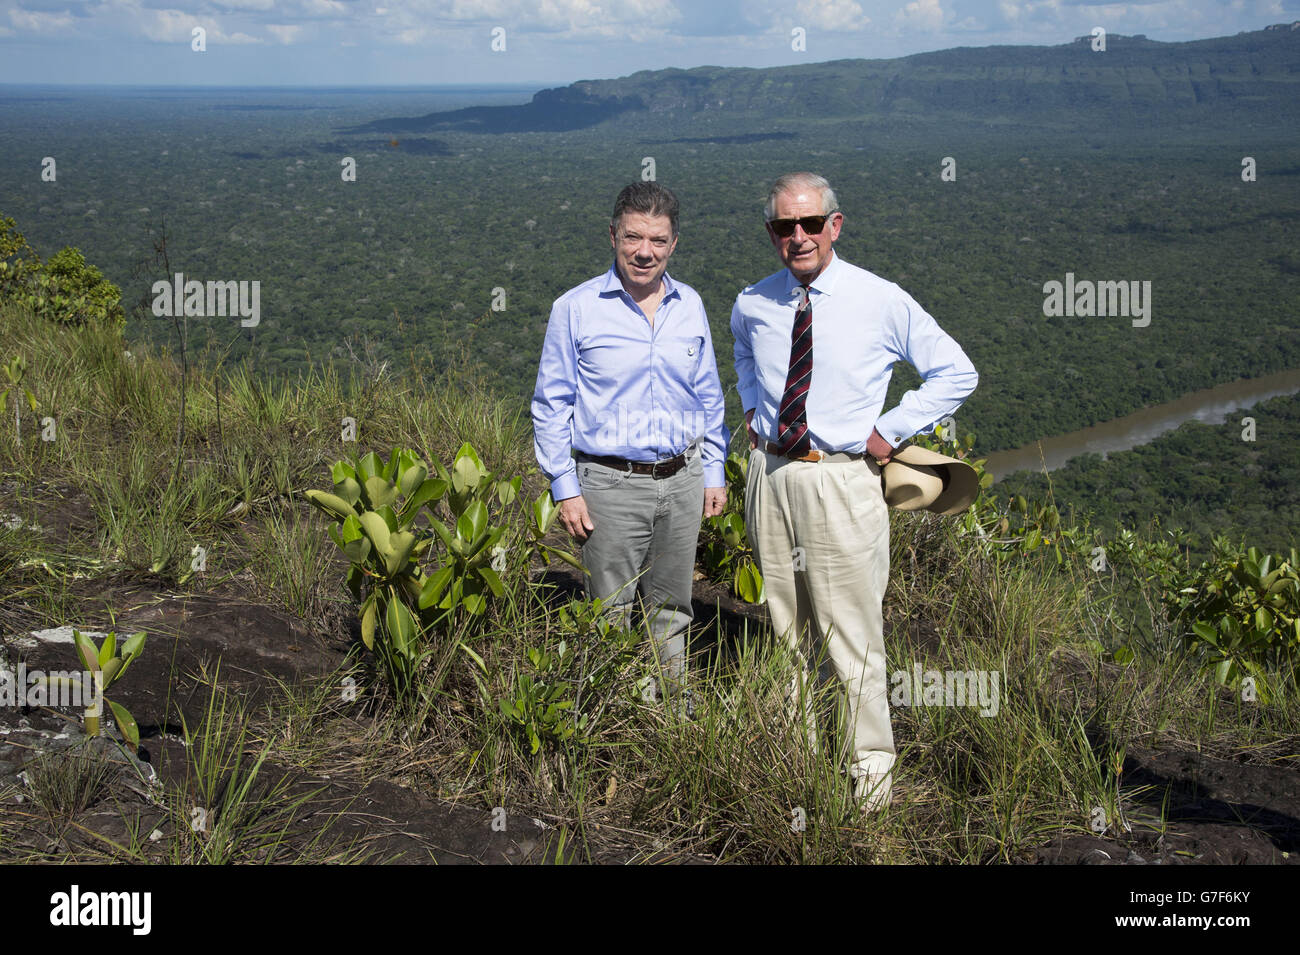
[307,441,576,707]
[419,442,519,620]
[0,355,37,446]
[500,640,588,754]
[40,628,147,748]
[1170,540,1300,702]
[306,447,446,702]
[697,452,764,602]
[0,217,124,328]
[26,247,126,328]
[524,487,586,572]
[497,596,640,755]
[0,215,40,296]
[926,426,1099,569]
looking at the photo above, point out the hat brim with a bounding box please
[883,445,980,516]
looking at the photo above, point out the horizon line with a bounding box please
[1,21,1296,92]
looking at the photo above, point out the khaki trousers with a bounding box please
[745,447,895,787]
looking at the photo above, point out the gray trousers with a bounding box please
[576,450,704,691]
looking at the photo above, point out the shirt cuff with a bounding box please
[703,463,725,487]
[550,471,581,502]
[872,411,910,448]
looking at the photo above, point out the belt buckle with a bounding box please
[650,457,673,478]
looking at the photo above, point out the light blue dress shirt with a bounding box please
[731,251,978,453]
[533,265,729,501]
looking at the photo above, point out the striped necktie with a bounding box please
[774,283,813,456]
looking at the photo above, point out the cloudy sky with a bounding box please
[0,0,1295,86]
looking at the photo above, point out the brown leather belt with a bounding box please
[578,452,688,478]
[764,441,866,463]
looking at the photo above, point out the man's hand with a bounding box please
[703,487,727,517]
[744,409,759,450]
[867,427,894,466]
[557,494,595,543]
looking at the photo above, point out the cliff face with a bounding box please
[347,26,1300,134]
[561,28,1300,118]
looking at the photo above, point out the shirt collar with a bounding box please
[783,250,842,300]
[601,263,681,301]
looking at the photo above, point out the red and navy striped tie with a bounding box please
[775,284,813,457]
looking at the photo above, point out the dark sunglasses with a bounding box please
[767,214,835,238]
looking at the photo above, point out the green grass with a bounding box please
[0,296,1296,864]
[24,744,116,819]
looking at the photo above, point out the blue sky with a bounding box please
[0,0,1296,86]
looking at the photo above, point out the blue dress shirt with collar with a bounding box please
[532,264,729,502]
[731,251,978,453]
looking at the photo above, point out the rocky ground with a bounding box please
[1,515,1296,863]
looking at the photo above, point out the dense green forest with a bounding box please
[1,27,1297,496]
[994,391,1300,560]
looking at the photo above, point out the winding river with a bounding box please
[984,368,1300,481]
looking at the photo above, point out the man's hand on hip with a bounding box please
[867,427,895,466]
[744,409,758,450]
[703,487,727,517]
[557,494,595,543]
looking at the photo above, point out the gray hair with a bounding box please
[764,172,839,221]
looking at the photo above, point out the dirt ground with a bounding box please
[2,537,1296,863]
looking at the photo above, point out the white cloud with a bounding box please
[206,0,278,11]
[8,7,77,32]
[895,0,948,31]
[996,0,1064,26]
[367,0,681,39]
[299,0,350,15]
[733,0,869,34]
[266,23,304,42]
[797,0,870,30]
[134,7,263,43]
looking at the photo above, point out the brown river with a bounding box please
[983,368,1300,481]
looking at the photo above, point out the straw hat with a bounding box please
[880,444,980,516]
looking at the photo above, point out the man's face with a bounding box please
[767,187,842,284]
[610,211,678,295]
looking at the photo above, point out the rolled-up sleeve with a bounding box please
[531,298,583,501]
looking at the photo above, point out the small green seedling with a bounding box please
[0,355,37,444]
[69,629,147,747]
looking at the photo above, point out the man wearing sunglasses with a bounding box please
[532,181,729,707]
[730,172,979,810]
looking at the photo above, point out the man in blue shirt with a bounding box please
[532,181,729,702]
[731,172,979,809]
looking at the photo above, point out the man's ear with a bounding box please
[765,222,778,246]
